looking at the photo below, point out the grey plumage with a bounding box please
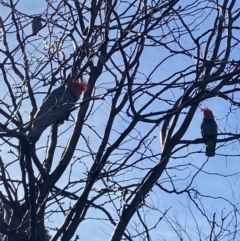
[201,117,217,157]
[28,84,79,143]
[32,16,42,35]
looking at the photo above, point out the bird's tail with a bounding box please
[205,139,216,157]
[27,127,45,144]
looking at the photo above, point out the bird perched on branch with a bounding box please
[28,77,88,143]
[200,108,217,157]
[32,16,42,35]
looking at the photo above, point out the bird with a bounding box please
[200,107,217,157]
[28,77,88,143]
[31,16,42,35]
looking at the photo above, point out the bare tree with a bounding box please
[0,0,240,241]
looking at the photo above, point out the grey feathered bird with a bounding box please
[32,16,42,35]
[200,108,217,157]
[28,77,88,143]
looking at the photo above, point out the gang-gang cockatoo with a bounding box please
[28,77,88,143]
[200,107,217,157]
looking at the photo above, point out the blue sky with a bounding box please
[1,0,240,240]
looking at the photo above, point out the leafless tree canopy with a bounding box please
[0,0,240,240]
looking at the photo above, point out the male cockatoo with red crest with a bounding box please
[28,77,88,143]
[200,108,217,157]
